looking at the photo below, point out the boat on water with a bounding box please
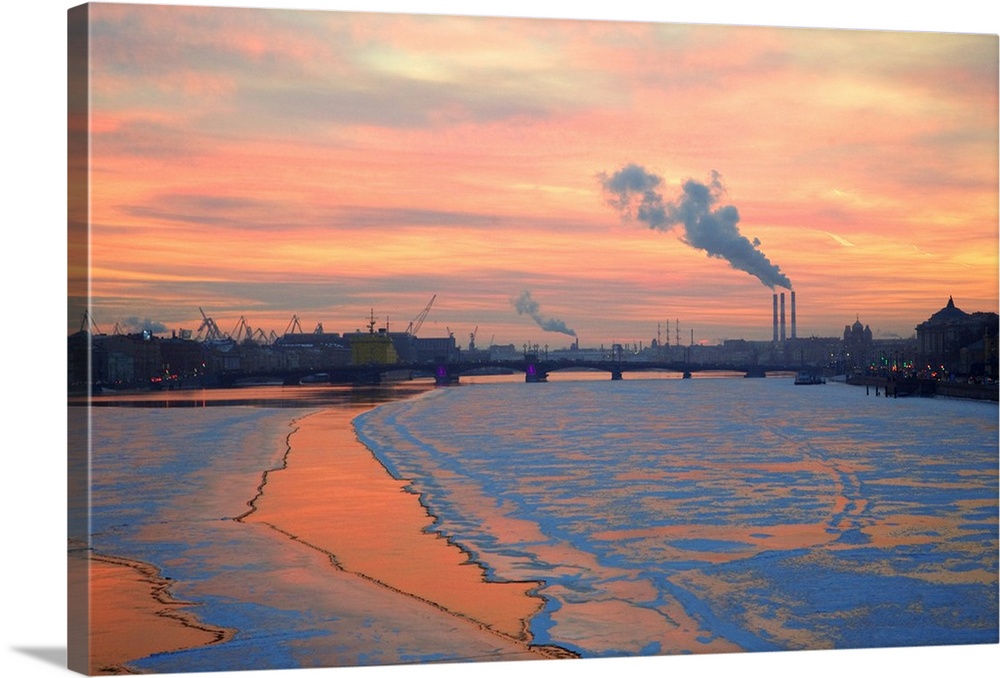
[794,371,826,385]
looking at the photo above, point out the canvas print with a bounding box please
[67,2,999,676]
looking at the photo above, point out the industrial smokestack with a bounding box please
[790,291,797,340]
[780,292,786,342]
[772,293,779,343]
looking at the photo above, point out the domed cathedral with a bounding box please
[841,316,874,370]
[843,317,874,344]
[916,296,998,378]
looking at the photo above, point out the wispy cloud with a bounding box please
[818,230,856,247]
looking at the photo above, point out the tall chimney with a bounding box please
[790,290,797,340]
[780,292,786,342]
[772,293,779,343]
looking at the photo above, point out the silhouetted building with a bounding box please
[275,332,351,369]
[842,316,874,370]
[916,296,999,377]
[843,316,873,345]
[407,336,458,362]
[159,337,205,377]
[67,330,92,389]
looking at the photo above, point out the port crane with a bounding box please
[230,316,254,343]
[406,294,436,337]
[80,310,104,335]
[196,308,226,342]
[283,315,304,335]
[228,316,277,345]
[253,328,278,345]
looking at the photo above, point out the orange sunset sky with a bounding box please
[69,2,999,348]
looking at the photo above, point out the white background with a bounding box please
[2,2,997,677]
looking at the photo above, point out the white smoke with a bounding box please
[512,291,577,336]
[599,164,792,290]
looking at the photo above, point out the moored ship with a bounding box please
[794,371,825,385]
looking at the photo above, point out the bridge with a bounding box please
[217,357,794,387]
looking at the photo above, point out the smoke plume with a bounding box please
[599,164,792,290]
[512,290,577,336]
[124,316,170,334]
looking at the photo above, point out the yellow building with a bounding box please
[350,313,398,365]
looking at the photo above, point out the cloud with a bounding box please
[125,193,513,232]
[124,194,288,230]
[818,230,856,247]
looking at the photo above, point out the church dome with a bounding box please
[926,296,970,324]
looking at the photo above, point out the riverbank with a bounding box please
[847,375,998,401]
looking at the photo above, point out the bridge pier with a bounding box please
[610,369,623,380]
[434,364,459,386]
[353,369,383,385]
[525,363,548,383]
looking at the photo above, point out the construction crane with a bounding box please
[469,326,478,351]
[230,316,254,343]
[252,328,277,345]
[80,310,104,335]
[406,294,436,337]
[283,315,303,335]
[196,307,226,342]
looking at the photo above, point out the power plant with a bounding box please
[791,291,797,340]
[772,291,796,343]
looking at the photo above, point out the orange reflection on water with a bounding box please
[82,552,231,674]
[239,407,546,644]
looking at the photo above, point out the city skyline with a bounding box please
[70,3,999,349]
